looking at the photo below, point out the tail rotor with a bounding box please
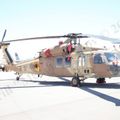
[1,29,7,42]
[0,29,8,48]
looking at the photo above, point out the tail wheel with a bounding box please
[71,77,80,87]
[16,76,20,81]
[2,67,5,72]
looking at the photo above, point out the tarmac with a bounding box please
[0,72,120,120]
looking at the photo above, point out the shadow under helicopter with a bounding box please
[0,78,70,89]
[59,77,120,106]
[0,77,120,106]
[81,87,120,106]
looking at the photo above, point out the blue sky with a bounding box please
[1,0,120,38]
[0,0,120,60]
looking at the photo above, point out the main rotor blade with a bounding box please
[86,34,120,44]
[4,35,65,42]
[1,29,7,42]
[4,33,88,43]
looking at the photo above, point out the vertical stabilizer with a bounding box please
[15,52,20,62]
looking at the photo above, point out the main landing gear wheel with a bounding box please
[71,77,80,87]
[96,78,106,84]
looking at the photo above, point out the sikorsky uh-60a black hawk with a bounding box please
[0,30,120,87]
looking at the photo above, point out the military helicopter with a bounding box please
[0,30,120,87]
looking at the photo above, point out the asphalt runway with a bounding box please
[0,72,120,120]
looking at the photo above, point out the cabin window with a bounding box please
[55,57,71,67]
[64,57,71,67]
[79,57,82,66]
[79,56,85,66]
[56,57,63,67]
[94,54,105,64]
[82,56,85,66]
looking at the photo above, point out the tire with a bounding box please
[71,77,79,87]
[16,76,20,81]
[96,78,106,83]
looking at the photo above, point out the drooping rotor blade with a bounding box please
[4,33,88,43]
[1,29,7,42]
[4,35,65,42]
[86,34,120,44]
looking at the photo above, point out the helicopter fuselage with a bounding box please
[2,38,120,86]
[5,49,120,80]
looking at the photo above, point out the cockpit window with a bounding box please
[94,52,120,64]
[104,53,117,62]
[94,54,105,64]
[116,53,120,59]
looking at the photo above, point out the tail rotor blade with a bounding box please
[1,29,7,42]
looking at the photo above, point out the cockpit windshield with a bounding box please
[116,53,120,59]
[94,52,120,64]
[94,53,105,64]
[104,52,119,62]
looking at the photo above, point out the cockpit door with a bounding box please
[93,53,111,77]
